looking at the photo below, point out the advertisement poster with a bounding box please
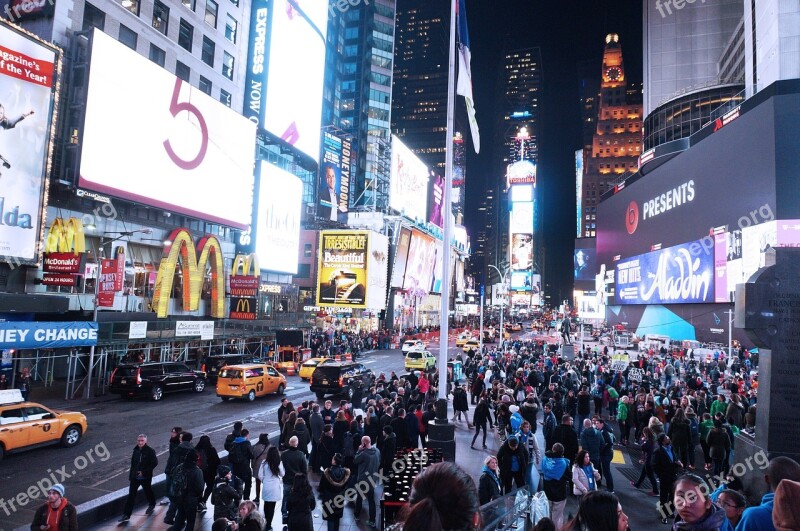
[318,132,350,222]
[510,233,533,270]
[255,162,302,274]
[390,227,411,288]
[510,201,533,234]
[428,173,444,228]
[0,21,58,264]
[390,136,429,221]
[97,258,117,307]
[366,231,388,310]
[615,239,714,305]
[80,29,256,229]
[402,230,436,294]
[317,231,368,308]
[510,270,531,291]
[574,247,597,282]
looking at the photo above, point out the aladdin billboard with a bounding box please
[317,230,368,308]
[79,29,256,229]
[0,20,59,265]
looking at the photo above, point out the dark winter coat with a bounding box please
[319,465,351,520]
[552,424,579,462]
[128,443,158,481]
[453,387,469,412]
[286,490,316,531]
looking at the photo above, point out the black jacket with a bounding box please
[319,465,351,520]
[390,416,410,448]
[478,470,502,505]
[652,445,682,483]
[183,462,205,501]
[380,433,397,471]
[129,443,159,481]
[280,446,308,485]
[472,401,493,427]
[497,441,529,481]
[166,441,193,476]
[552,424,579,462]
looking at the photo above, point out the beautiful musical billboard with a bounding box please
[317,230,368,308]
[79,29,256,229]
[615,239,714,305]
[0,20,59,265]
[390,136,429,222]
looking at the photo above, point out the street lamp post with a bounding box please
[84,228,152,399]
[488,265,509,345]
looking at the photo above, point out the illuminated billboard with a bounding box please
[0,20,58,265]
[80,29,256,229]
[428,173,444,228]
[510,202,533,234]
[575,149,583,237]
[615,239,714,305]
[318,131,351,221]
[402,230,435,293]
[390,227,411,288]
[506,160,536,187]
[510,270,531,291]
[255,162,302,274]
[511,233,533,271]
[244,0,328,162]
[317,230,368,308]
[366,232,388,310]
[390,136,429,221]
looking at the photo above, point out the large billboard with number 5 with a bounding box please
[78,29,256,229]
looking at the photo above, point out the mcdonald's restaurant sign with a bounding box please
[42,217,86,285]
[230,253,259,298]
[151,228,225,318]
[230,297,257,320]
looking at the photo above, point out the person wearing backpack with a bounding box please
[195,435,220,513]
[212,465,242,521]
[165,431,194,525]
[172,449,204,531]
[228,428,254,500]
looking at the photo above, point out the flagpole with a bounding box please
[438,0,457,401]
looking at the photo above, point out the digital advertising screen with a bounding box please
[402,230,435,293]
[510,184,533,203]
[366,231,388,310]
[318,131,350,222]
[390,136,429,222]
[428,172,444,228]
[510,233,533,271]
[576,149,583,238]
[390,227,411,288]
[317,230,368,308]
[506,160,536,187]
[255,162,302,274]
[615,239,714,305]
[574,238,598,288]
[510,201,533,234]
[510,270,531,291]
[0,20,58,265]
[260,0,328,162]
[80,29,256,228]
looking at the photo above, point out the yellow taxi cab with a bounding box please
[455,332,473,347]
[0,389,87,460]
[216,363,286,402]
[299,357,332,380]
[404,350,437,371]
[462,339,481,353]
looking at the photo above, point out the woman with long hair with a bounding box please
[251,433,270,503]
[285,473,315,531]
[396,462,481,531]
[562,490,629,531]
[237,499,266,531]
[668,408,691,468]
[572,450,600,497]
[194,434,221,511]
[257,446,283,528]
[281,411,298,450]
[318,453,350,531]
[630,427,659,496]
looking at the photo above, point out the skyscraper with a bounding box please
[500,47,542,166]
[321,0,397,214]
[580,34,642,238]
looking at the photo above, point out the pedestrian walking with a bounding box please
[470,397,492,449]
[165,431,195,524]
[172,449,205,531]
[119,433,158,522]
[250,433,270,503]
[195,435,221,512]
[630,427,659,496]
[542,443,571,529]
[653,434,683,524]
[318,453,350,531]
[228,429,254,500]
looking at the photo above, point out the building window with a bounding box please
[178,19,193,51]
[201,36,215,66]
[219,89,231,107]
[149,44,166,67]
[303,244,312,258]
[175,61,190,82]
[182,0,195,10]
[120,0,139,16]
[152,0,169,35]
[199,76,212,95]
[229,0,238,6]
[82,2,105,31]
[118,24,137,50]
[225,14,238,43]
[204,0,218,27]
[222,51,234,80]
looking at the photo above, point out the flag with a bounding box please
[456,0,480,153]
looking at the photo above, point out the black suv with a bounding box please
[202,354,260,383]
[109,362,206,401]
[310,362,374,400]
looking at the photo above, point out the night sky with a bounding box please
[462,0,643,303]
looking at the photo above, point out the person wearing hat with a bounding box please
[212,464,243,521]
[496,435,528,494]
[380,425,396,473]
[31,483,78,531]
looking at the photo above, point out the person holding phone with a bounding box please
[31,484,78,531]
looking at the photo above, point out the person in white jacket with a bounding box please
[572,449,600,496]
[257,446,284,528]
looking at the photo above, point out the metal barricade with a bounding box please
[480,487,534,531]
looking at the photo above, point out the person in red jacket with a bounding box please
[30,484,78,531]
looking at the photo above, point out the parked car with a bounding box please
[405,350,437,371]
[216,363,286,401]
[401,339,426,353]
[202,353,261,383]
[310,361,375,400]
[109,362,207,401]
[0,389,87,461]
